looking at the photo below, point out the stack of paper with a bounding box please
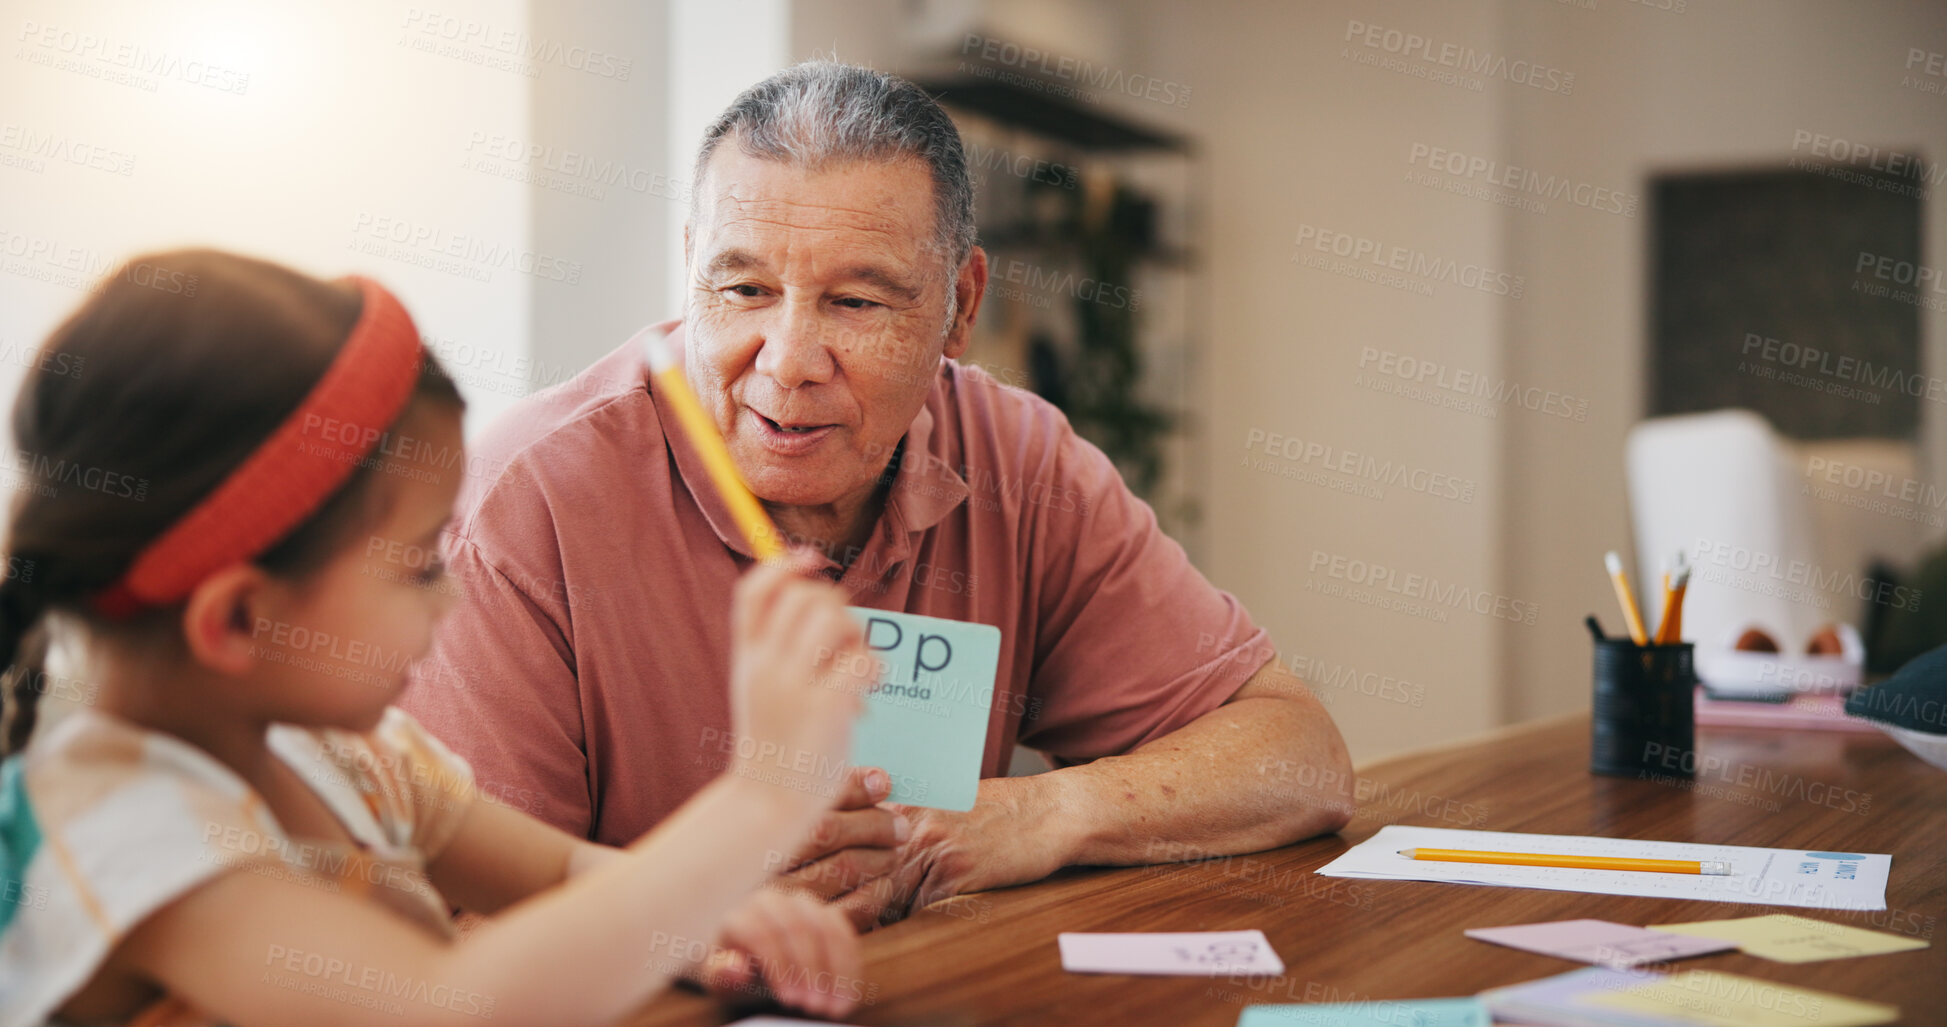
[1481,967,1898,1027]
[1464,914,1929,969]
[1316,826,1892,910]
[1465,919,1736,968]
[1649,915,1929,963]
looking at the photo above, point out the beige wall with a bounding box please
[1137,0,1947,761]
[1498,0,1947,725]
[527,2,673,380]
[0,0,538,435]
[1143,0,1515,760]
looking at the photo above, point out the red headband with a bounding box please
[92,277,426,619]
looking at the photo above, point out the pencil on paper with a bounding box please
[1397,847,1732,875]
[637,325,786,561]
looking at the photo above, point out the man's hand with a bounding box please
[694,887,865,1019]
[829,655,1354,930]
[833,776,1072,931]
[777,766,910,899]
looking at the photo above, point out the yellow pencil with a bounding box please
[1655,568,1673,641]
[637,325,786,561]
[1398,848,1732,875]
[1655,556,1691,645]
[1605,551,1649,645]
[1658,553,1689,643]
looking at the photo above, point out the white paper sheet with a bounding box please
[1315,826,1890,910]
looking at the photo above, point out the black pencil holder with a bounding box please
[1591,640,1696,778]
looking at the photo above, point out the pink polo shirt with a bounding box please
[400,324,1272,846]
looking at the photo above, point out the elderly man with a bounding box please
[403,61,1352,929]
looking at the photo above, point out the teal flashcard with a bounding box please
[845,607,1002,811]
[1237,998,1488,1027]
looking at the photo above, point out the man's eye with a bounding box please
[834,297,878,309]
[724,284,765,298]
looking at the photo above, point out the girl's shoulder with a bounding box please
[268,706,479,859]
[9,707,281,869]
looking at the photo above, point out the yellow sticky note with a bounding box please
[1587,969,1896,1027]
[1649,914,1929,964]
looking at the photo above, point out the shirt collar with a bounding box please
[879,401,969,538]
[652,323,970,568]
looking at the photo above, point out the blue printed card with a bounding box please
[845,607,1002,811]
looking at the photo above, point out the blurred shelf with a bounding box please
[909,74,1191,153]
[977,228,1197,268]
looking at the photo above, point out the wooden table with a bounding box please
[627,714,1946,1025]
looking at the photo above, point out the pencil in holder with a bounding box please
[1591,639,1696,778]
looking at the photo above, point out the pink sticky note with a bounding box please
[1465,919,1736,968]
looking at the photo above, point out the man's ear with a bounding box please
[179,564,275,676]
[942,247,988,361]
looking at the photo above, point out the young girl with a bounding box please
[0,250,874,1026]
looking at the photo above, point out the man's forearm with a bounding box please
[844,660,1354,918]
[1033,664,1355,868]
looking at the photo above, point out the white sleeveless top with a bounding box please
[0,706,476,1027]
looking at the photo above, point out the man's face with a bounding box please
[685,146,980,514]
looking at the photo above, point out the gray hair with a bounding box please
[690,61,977,276]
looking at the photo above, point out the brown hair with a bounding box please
[0,249,464,755]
